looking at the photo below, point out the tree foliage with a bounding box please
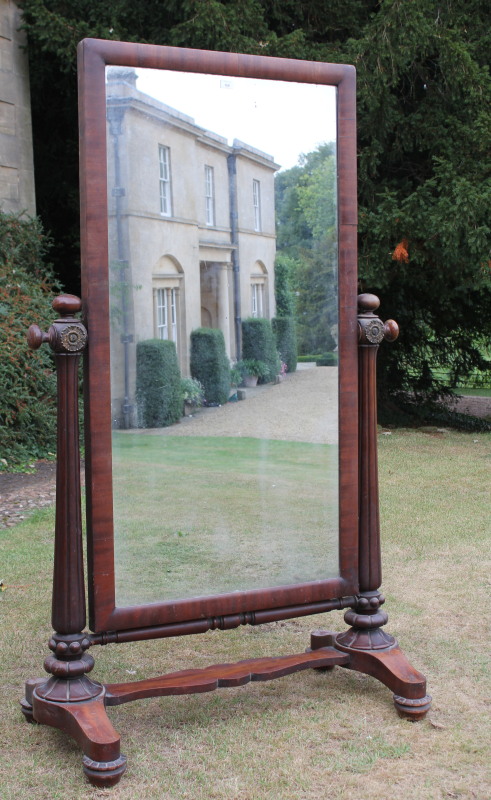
[344,1,491,402]
[19,0,491,406]
[0,212,61,468]
[273,254,295,318]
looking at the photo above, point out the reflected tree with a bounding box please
[275,143,337,355]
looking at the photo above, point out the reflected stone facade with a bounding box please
[106,69,278,425]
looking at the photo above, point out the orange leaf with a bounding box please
[392,238,409,263]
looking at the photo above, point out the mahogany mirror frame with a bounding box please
[78,38,359,635]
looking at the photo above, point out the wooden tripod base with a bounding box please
[21,677,127,788]
[21,637,429,787]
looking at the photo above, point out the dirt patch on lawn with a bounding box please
[449,394,491,419]
[0,460,58,528]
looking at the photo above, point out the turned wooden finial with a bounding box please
[52,294,82,317]
[357,293,380,314]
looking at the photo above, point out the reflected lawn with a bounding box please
[112,434,339,605]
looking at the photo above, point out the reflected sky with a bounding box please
[136,69,337,170]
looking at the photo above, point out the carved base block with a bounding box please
[306,630,337,671]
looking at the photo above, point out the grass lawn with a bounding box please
[0,429,490,799]
[453,387,491,398]
[112,434,339,605]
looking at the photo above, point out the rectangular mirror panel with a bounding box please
[105,69,339,606]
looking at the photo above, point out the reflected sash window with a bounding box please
[251,283,263,318]
[205,165,215,226]
[159,145,172,217]
[156,287,178,346]
[170,287,177,343]
[156,288,168,339]
[253,179,261,232]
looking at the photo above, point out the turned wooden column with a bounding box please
[357,293,399,594]
[337,293,400,649]
[335,295,431,719]
[27,294,87,634]
[22,295,126,787]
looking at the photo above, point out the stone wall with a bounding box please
[0,0,36,216]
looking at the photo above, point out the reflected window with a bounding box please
[251,283,264,318]
[205,165,215,226]
[253,179,261,232]
[156,288,168,338]
[159,145,172,217]
[156,287,178,345]
[170,287,177,343]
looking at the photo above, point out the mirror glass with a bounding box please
[105,68,339,606]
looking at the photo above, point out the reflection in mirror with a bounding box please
[105,68,339,606]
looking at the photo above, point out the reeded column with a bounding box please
[335,295,430,719]
[26,295,88,634]
[337,293,399,649]
[22,295,126,786]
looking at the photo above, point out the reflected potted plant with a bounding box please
[236,358,270,388]
[181,377,204,415]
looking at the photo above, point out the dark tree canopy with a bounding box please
[19,0,491,407]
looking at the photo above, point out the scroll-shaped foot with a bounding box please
[335,593,431,719]
[32,686,126,787]
[335,639,431,718]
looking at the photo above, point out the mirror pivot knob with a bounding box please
[27,324,50,350]
[384,319,399,342]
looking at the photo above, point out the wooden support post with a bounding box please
[335,294,431,720]
[21,295,126,787]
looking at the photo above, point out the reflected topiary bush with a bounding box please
[190,328,231,405]
[272,316,297,373]
[241,318,280,383]
[136,339,182,428]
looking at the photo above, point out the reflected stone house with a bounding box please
[106,69,279,426]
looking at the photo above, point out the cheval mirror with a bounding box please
[23,38,430,788]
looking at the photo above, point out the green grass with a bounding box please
[425,365,491,392]
[1,430,490,799]
[112,434,339,605]
[452,386,491,398]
